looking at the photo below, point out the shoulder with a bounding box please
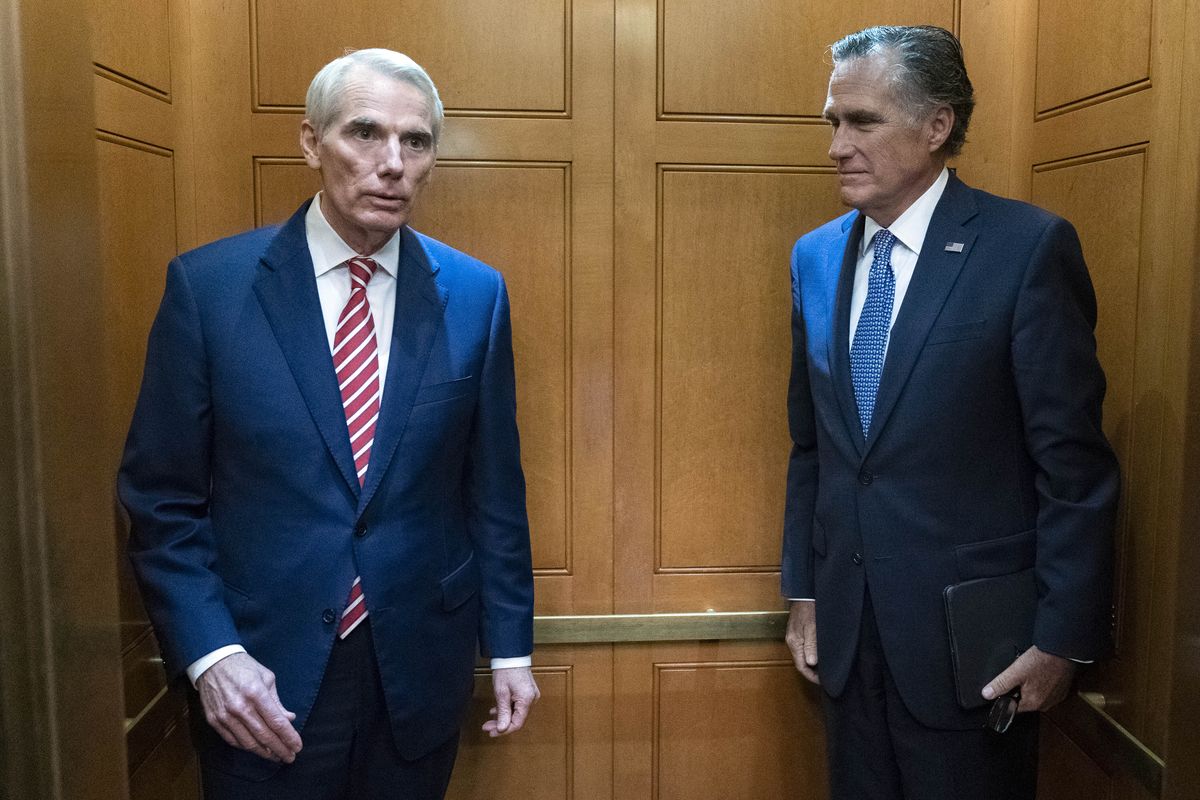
[957,181,1076,246]
[408,229,503,290]
[175,224,281,276]
[793,210,856,256]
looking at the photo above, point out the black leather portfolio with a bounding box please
[943,568,1037,709]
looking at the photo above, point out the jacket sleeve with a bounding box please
[462,274,535,658]
[118,257,241,681]
[781,241,819,599]
[1011,216,1120,661]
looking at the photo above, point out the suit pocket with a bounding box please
[927,319,987,345]
[954,529,1036,580]
[440,551,480,611]
[812,519,828,557]
[414,375,478,407]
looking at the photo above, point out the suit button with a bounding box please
[354,523,367,538]
[322,609,336,624]
[852,553,864,565]
[858,470,873,485]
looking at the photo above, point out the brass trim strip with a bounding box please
[533,611,788,643]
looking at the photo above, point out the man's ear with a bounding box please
[927,105,954,153]
[300,120,321,170]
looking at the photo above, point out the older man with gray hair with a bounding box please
[120,48,538,799]
[782,25,1118,799]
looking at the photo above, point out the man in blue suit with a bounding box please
[781,26,1119,799]
[119,49,538,799]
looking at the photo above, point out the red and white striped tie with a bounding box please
[334,256,380,638]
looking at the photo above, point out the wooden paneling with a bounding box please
[254,158,321,225]
[413,163,571,575]
[1030,148,1144,500]
[659,0,956,120]
[448,646,613,800]
[1037,720,1113,800]
[252,0,569,115]
[656,167,834,572]
[96,135,178,466]
[92,0,172,96]
[1035,0,1151,114]
[614,641,826,799]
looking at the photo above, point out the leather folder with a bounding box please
[943,568,1037,709]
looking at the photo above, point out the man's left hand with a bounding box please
[982,645,1077,712]
[483,666,540,737]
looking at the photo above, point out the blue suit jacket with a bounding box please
[119,201,534,775]
[781,174,1119,729]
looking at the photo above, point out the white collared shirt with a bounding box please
[849,167,950,355]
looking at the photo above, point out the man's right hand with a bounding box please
[196,652,302,763]
[785,600,820,684]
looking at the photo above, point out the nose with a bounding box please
[828,127,852,162]
[379,136,404,176]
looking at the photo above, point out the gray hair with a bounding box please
[831,26,974,157]
[305,48,445,143]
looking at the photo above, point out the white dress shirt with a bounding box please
[187,195,529,685]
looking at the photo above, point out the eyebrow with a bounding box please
[823,108,886,125]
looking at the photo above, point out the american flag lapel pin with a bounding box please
[944,242,965,253]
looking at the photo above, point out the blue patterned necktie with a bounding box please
[850,229,897,436]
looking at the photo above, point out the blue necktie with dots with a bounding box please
[850,229,897,436]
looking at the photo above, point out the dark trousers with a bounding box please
[200,622,460,800]
[822,591,1038,800]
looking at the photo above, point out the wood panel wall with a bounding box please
[91,0,203,795]
[82,0,1197,797]
[1009,0,1195,795]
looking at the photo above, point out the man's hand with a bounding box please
[196,652,302,762]
[482,666,540,738]
[982,645,1077,712]
[785,600,820,684]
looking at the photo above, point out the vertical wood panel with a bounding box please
[657,168,834,572]
[414,163,571,574]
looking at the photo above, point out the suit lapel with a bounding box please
[829,212,867,455]
[253,201,361,496]
[357,227,447,513]
[865,175,979,454]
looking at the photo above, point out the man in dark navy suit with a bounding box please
[120,49,538,799]
[781,26,1118,799]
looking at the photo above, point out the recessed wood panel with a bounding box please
[92,0,172,96]
[96,135,178,469]
[1037,719,1113,800]
[449,667,571,799]
[1030,149,1142,500]
[252,0,568,114]
[413,163,570,574]
[660,0,955,119]
[657,168,841,571]
[1035,0,1151,113]
[654,658,825,799]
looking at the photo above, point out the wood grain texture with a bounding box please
[1035,0,1151,113]
[92,0,172,95]
[253,0,568,114]
[659,0,955,119]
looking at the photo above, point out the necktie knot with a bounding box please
[347,257,378,290]
[873,229,896,261]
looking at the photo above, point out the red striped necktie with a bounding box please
[334,256,380,638]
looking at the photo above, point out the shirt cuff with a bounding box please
[787,598,814,602]
[186,645,247,687]
[490,656,532,669]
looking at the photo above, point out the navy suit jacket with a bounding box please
[781,174,1119,729]
[119,200,534,775]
